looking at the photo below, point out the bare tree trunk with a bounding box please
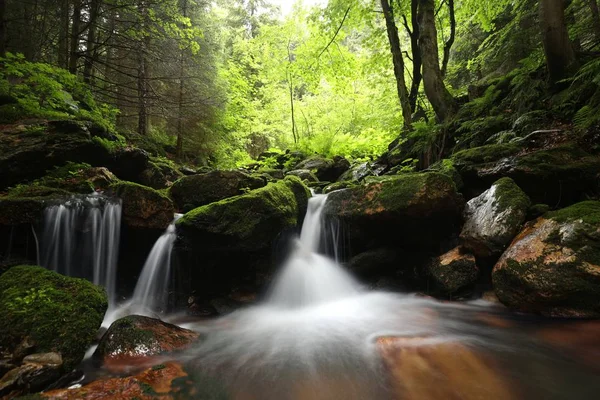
[137,44,149,136]
[0,0,6,56]
[404,0,422,113]
[441,0,455,78]
[83,0,101,84]
[176,0,188,160]
[418,0,457,122]
[288,73,297,144]
[58,0,70,68]
[539,0,576,84]
[69,0,82,74]
[381,0,412,130]
[588,0,600,42]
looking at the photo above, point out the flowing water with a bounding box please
[40,194,121,304]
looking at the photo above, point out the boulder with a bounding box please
[138,157,183,190]
[452,142,600,206]
[0,198,47,225]
[337,162,373,182]
[110,181,174,230]
[106,147,150,183]
[492,201,600,317]
[425,247,479,294]
[324,173,462,251]
[286,169,319,183]
[94,316,199,368]
[176,177,310,253]
[347,248,400,278]
[294,156,350,182]
[323,181,356,194]
[0,266,107,371]
[460,178,530,257]
[170,170,266,212]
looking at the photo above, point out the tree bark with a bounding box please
[0,0,6,56]
[381,0,412,130]
[417,0,457,122]
[441,0,455,78]
[405,0,422,113]
[69,0,82,74]
[176,0,188,160]
[588,0,600,42]
[83,0,101,84]
[539,0,576,84]
[58,0,70,68]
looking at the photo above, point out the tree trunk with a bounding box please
[539,0,576,84]
[417,0,457,122]
[137,45,149,136]
[406,0,422,113]
[58,0,70,68]
[176,0,188,161]
[83,0,101,84]
[69,0,82,74]
[441,0,455,78]
[588,0,600,42]
[0,0,6,56]
[381,0,412,130]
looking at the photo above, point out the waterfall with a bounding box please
[266,194,359,308]
[40,194,121,304]
[129,213,183,313]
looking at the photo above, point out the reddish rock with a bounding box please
[425,246,478,294]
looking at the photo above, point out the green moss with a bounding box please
[515,144,600,178]
[0,266,107,370]
[451,143,520,166]
[323,181,356,194]
[139,382,157,396]
[528,204,551,219]
[0,197,47,225]
[111,180,171,201]
[152,364,166,370]
[546,201,600,225]
[428,159,464,191]
[493,177,531,214]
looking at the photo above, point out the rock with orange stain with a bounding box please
[42,362,188,400]
[425,246,478,294]
[377,336,515,400]
[323,172,461,249]
[492,201,600,317]
[93,316,199,373]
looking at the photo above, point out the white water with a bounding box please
[40,194,121,304]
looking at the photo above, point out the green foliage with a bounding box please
[0,53,117,129]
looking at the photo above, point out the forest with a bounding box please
[2,0,600,399]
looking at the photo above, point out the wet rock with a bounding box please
[492,201,600,317]
[337,162,373,182]
[138,158,183,190]
[0,266,107,371]
[177,176,310,253]
[260,168,285,180]
[0,198,47,226]
[94,316,199,367]
[323,181,356,194]
[107,147,150,183]
[324,172,462,251]
[452,142,600,206]
[286,169,319,183]
[110,181,174,230]
[170,170,266,212]
[347,248,400,278]
[425,247,479,294]
[294,156,350,182]
[460,178,530,257]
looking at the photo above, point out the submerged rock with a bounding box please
[111,181,174,230]
[94,316,199,369]
[0,266,107,372]
[170,170,266,212]
[460,178,530,257]
[492,201,600,317]
[425,247,479,294]
[324,172,462,251]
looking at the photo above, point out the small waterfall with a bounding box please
[130,213,183,313]
[267,194,359,308]
[40,194,121,303]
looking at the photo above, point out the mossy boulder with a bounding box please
[170,170,266,212]
[138,157,183,190]
[110,181,174,230]
[425,247,479,295]
[176,177,310,252]
[452,142,600,206]
[323,181,356,194]
[285,169,319,183]
[294,156,350,182]
[492,201,600,317]
[460,178,531,257]
[337,162,374,182]
[0,198,48,225]
[0,266,108,370]
[323,172,462,251]
[93,315,199,368]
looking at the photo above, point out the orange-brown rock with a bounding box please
[425,246,478,294]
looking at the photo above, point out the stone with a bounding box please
[22,353,63,367]
[294,155,350,182]
[425,247,479,294]
[492,201,600,317]
[285,169,319,183]
[110,181,174,230]
[337,162,373,182]
[0,266,107,371]
[138,158,183,190]
[170,170,266,212]
[460,178,530,257]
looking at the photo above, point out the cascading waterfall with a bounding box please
[40,194,121,304]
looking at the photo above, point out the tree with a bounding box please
[417,0,456,121]
[380,0,412,130]
[539,0,576,83]
[400,0,422,113]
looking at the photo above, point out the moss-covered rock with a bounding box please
[425,247,479,295]
[460,178,530,257]
[138,157,183,190]
[0,266,107,370]
[294,155,350,181]
[323,181,356,194]
[452,142,600,206]
[337,162,373,182]
[492,201,600,317]
[169,170,266,212]
[177,177,309,252]
[93,315,199,368]
[285,169,319,183]
[324,172,462,250]
[427,159,464,191]
[0,198,49,226]
[110,181,174,230]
